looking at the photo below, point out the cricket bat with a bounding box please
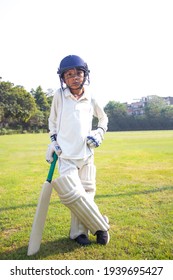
[27,153,58,256]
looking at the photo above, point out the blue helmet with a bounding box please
[57,55,90,78]
[57,55,90,89]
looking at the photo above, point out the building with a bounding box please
[126,96,173,116]
[163,96,173,105]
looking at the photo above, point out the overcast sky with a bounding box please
[1,0,173,105]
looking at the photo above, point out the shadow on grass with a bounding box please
[96,185,173,199]
[0,237,80,260]
[0,200,61,212]
[1,186,173,212]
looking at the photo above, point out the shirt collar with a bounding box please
[63,87,90,100]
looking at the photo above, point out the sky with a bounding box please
[0,0,173,106]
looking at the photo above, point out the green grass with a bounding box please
[0,131,173,260]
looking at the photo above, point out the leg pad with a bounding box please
[52,174,109,235]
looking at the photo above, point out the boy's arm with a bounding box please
[87,99,108,148]
[48,92,58,136]
[92,98,108,132]
[46,90,62,163]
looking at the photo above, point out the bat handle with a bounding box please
[47,153,58,183]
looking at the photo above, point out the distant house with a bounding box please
[126,98,146,116]
[163,96,173,105]
[126,96,173,115]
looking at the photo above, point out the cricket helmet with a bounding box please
[57,55,90,77]
[57,55,90,89]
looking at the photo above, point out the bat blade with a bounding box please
[27,181,53,256]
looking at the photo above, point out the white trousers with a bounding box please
[58,155,96,239]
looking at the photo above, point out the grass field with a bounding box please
[0,131,173,260]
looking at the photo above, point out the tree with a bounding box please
[0,81,37,128]
[28,110,45,131]
[31,86,51,129]
[145,95,167,129]
[145,95,167,118]
[31,86,50,112]
[0,81,13,125]
[104,101,129,131]
[12,86,37,124]
[160,106,173,129]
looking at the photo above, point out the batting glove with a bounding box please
[46,134,62,163]
[87,128,104,148]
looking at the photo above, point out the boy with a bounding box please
[46,55,110,245]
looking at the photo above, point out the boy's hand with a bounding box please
[87,128,104,148]
[46,133,62,163]
[46,141,62,163]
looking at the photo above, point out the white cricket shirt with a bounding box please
[48,87,108,160]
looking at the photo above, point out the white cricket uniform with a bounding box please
[49,87,108,159]
[48,87,108,239]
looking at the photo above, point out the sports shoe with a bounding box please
[74,234,91,246]
[96,216,110,245]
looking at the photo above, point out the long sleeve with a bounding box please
[48,89,62,136]
[92,98,108,132]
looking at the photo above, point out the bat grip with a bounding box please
[47,153,58,182]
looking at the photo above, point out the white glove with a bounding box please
[46,141,62,163]
[87,128,104,148]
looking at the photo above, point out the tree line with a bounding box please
[0,80,173,134]
[0,81,52,134]
[104,97,173,131]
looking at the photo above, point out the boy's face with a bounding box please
[63,68,85,90]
